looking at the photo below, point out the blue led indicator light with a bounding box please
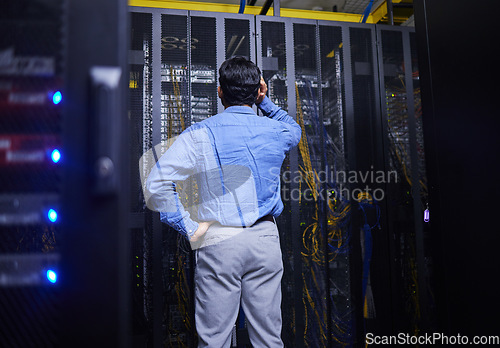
[46,270,57,284]
[51,149,61,163]
[52,91,62,105]
[48,209,58,223]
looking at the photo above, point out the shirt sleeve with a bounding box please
[257,95,301,150]
[144,129,199,238]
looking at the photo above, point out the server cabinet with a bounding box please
[0,1,64,346]
[256,16,364,348]
[256,18,432,345]
[129,8,256,347]
[375,25,434,335]
[1,0,130,347]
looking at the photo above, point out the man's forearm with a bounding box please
[257,95,295,124]
[147,181,199,238]
[257,95,301,147]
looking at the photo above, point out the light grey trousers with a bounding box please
[194,220,284,347]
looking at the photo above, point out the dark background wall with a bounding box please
[414,0,500,337]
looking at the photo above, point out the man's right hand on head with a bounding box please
[256,77,267,104]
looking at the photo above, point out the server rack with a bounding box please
[129,8,257,347]
[0,1,64,345]
[375,24,434,336]
[255,16,373,347]
[1,0,130,347]
[129,6,431,348]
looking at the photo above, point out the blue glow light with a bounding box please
[46,270,57,284]
[51,149,61,163]
[47,209,58,223]
[52,91,62,105]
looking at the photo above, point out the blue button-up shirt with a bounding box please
[145,96,301,238]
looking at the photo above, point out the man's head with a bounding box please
[218,56,261,107]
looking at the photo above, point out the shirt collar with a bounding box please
[223,105,256,116]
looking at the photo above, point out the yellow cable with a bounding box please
[295,83,317,201]
[170,66,185,133]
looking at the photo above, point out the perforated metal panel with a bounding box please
[129,11,153,344]
[190,16,217,125]
[294,21,332,348]
[161,14,189,141]
[225,18,251,60]
[376,25,432,335]
[409,32,427,204]
[257,16,357,348]
[318,23,353,347]
[259,20,288,111]
[258,17,302,347]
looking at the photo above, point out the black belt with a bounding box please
[256,215,274,224]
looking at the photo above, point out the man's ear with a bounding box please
[218,86,227,108]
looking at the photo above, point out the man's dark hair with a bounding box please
[219,56,261,106]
